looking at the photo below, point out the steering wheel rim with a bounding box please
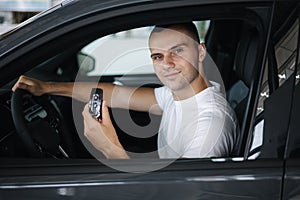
[11,88,76,158]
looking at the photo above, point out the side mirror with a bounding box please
[77,52,95,74]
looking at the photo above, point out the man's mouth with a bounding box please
[164,71,181,79]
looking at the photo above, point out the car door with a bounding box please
[282,8,300,200]
[0,0,297,199]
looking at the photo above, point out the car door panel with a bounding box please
[0,159,283,200]
[283,76,300,200]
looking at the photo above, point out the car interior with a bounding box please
[0,15,268,160]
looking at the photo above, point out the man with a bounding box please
[13,22,239,159]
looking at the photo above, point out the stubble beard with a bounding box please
[163,70,199,94]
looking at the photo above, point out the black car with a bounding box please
[0,0,299,199]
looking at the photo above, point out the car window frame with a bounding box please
[0,1,276,167]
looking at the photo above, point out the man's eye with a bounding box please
[173,48,183,55]
[152,55,162,61]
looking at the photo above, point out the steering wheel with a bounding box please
[11,88,76,158]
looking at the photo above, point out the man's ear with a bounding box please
[198,42,206,62]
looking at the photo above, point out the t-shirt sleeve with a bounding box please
[154,86,169,111]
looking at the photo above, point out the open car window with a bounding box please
[0,1,285,172]
[1,18,261,163]
[79,27,155,76]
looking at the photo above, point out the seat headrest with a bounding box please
[234,27,258,87]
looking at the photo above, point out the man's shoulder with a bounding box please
[155,85,171,93]
[154,86,172,99]
[197,90,238,124]
[154,86,173,110]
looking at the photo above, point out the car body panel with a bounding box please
[284,159,300,200]
[0,159,283,199]
[0,0,299,199]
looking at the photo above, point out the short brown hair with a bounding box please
[150,22,200,43]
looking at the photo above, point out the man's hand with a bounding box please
[82,101,129,159]
[12,75,46,96]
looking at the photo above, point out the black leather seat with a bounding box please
[227,26,258,128]
[206,21,259,156]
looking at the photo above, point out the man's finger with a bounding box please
[12,84,18,92]
[101,101,112,124]
[18,82,30,90]
[82,104,92,119]
[82,104,96,132]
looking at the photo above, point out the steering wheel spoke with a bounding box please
[11,89,76,158]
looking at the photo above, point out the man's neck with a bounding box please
[172,75,208,101]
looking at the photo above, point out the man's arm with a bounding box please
[13,75,162,115]
[109,85,162,115]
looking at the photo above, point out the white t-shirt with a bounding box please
[154,81,239,158]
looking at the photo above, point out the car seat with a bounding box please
[226,26,259,156]
[227,26,258,127]
[206,20,259,156]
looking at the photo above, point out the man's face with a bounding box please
[149,28,203,92]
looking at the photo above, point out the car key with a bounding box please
[88,88,103,120]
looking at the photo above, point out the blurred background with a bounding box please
[0,0,64,34]
[0,1,209,39]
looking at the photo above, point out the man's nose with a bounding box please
[163,53,175,69]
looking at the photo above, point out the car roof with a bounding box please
[0,0,290,58]
[0,0,274,38]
